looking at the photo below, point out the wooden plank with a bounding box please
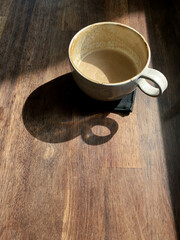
[0,0,179,239]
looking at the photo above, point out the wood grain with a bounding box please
[0,0,179,239]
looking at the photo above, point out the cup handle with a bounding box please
[137,68,168,97]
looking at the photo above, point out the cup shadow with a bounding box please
[22,73,127,144]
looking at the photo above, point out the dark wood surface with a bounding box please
[0,0,180,239]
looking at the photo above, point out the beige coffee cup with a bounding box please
[68,22,168,101]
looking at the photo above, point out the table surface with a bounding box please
[0,0,180,239]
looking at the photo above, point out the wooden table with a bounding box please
[0,0,179,239]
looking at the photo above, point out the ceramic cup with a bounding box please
[68,22,168,101]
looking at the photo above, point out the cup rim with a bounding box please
[68,22,151,86]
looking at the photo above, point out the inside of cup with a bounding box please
[69,23,149,81]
